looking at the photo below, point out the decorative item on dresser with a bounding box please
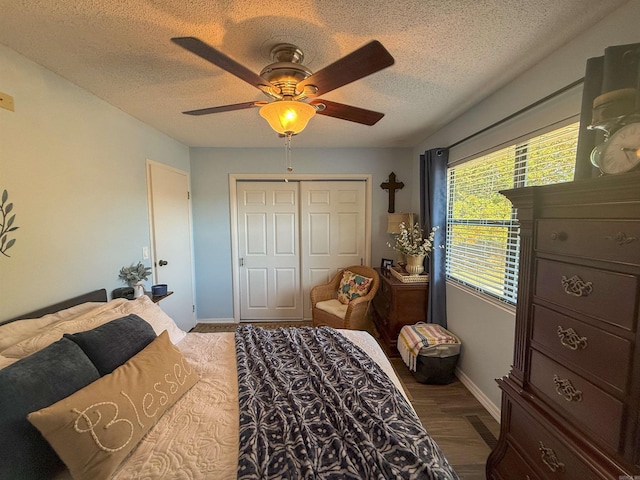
[486,171,640,480]
[371,267,429,356]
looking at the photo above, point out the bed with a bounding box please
[0,290,458,480]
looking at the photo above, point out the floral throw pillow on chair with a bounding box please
[337,271,373,304]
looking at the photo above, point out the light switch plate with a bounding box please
[0,92,15,112]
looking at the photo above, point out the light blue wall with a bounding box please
[0,45,190,320]
[190,147,413,320]
[411,0,640,414]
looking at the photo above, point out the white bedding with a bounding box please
[110,329,408,479]
[3,299,410,479]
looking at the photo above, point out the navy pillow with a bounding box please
[64,314,157,375]
[0,337,100,480]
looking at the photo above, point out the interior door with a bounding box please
[147,161,196,331]
[300,181,366,319]
[237,182,302,320]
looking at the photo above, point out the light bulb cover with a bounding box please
[259,101,316,134]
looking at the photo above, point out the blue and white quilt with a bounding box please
[235,325,458,480]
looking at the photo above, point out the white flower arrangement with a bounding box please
[388,222,440,257]
[118,262,152,287]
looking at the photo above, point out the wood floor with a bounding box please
[192,322,500,479]
[389,357,499,480]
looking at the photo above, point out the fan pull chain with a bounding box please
[285,133,293,172]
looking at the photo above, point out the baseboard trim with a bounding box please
[195,318,236,324]
[455,367,501,423]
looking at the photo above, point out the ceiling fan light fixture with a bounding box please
[259,100,316,135]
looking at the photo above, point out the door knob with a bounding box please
[159,260,168,266]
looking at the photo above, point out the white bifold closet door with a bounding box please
[237,180,366,321]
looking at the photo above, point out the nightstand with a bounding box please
[148,291,173,303]
[371,268,429,356]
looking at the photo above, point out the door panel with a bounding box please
[147,162,195,331]
[237,180,366,321]
[301,181,366,319]
[309,214,330,254]
[237,182,301,319]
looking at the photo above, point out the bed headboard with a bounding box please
[1,289,108,326]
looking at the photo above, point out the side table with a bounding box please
[371,267,428,356]
[148,291,173,303]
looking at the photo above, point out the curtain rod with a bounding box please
[448,77,584,149]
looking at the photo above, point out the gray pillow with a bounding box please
[0,337,100,479]
[64,313,156,375]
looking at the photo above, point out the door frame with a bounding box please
[229,173,372,323]
[146,159,197,326]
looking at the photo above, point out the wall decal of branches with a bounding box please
[1,189,19,257]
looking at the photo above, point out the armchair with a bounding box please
[310,265,379,330]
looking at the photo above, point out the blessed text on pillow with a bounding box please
[28,331,199,480]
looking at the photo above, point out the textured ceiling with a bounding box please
[0,0,629,148]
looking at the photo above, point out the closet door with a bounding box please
[300,181,366,319]
[237,182,302,319]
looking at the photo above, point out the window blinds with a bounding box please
[446,123,579,304]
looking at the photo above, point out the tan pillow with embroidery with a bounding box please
[27,331,198,480]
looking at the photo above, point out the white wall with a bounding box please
[189,147,413,320]
[0,45,190,320]
[411,0,640,414]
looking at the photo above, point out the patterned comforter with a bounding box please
[235,326,458,480]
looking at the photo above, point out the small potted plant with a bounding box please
[118,262,152,298]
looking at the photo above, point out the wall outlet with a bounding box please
[0,92,15,112]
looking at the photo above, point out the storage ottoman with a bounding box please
[398,323,461,384]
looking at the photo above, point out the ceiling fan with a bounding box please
[171,37,395,135]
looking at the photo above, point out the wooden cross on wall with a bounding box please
[380,172,404,213]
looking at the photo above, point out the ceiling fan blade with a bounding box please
[298,41,394,97]
[183,101,266,116]
[172,37,268,89]
[311,99,384,125]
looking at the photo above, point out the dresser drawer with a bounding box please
[372,294,390,321]
[529,349,625,450]
[379,277,392,299]
[493,443,542,480]
[535,259,638,330]
[509,399,600,480]
[537,219,640,265]
[531,305,632,392]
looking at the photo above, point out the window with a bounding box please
[446,122,579,304]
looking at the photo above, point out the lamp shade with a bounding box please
[259,101,316,134]
[387,213,413,234]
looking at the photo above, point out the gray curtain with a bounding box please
[420,148,448,328]
[574,43,640,179]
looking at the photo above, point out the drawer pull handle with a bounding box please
[550,231,567,241]
[604,231,638,245]
[554,374,583,402]
[539,441,565,472]
[557,326,588,350]
[561,275,593,297]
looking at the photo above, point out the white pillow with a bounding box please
[1,297,187,359]
[0,302,104,352]
[1,299,131,359]
[119,296,187,344]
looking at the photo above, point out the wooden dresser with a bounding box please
[486,172,640,480]
[370,267,429,356]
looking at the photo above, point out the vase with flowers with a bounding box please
[388,222,439,275]
[118,262,152,298]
